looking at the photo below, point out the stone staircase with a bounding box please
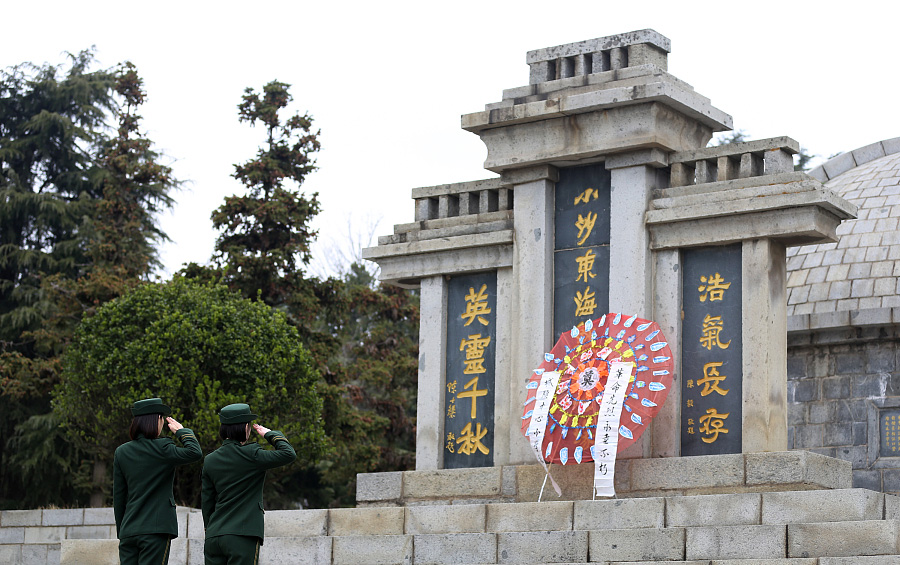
[6,452,900,563]
[59,488,900,564]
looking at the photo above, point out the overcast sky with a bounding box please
[4,1,898,278]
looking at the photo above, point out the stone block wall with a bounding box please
[0,506,199,564]
[787,325,900,494]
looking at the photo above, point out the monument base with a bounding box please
[22,452,900,563]
[356,451,850,507]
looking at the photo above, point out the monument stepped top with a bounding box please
[461,28,732,146]
[525,29,670,73]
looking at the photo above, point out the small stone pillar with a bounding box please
[503,165,558,466]
[605,150,668,458]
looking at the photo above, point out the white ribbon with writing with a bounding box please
[593,361,634,497]
[526,370,562,496]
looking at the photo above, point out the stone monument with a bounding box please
[18,29,900,565]
[362,29,856,475]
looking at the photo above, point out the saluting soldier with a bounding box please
[201,403,296,565]
[114,398,203,565]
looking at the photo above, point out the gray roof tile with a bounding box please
[789,147,900,327]
[859,297,883,310]
[826,264,851,282]
[874,277,896,295]
[803,253,825,269]
[865,247,889,262]
[871,260,895,278]
[828,280,852,300]
[806,267,828,284]
[851,279,875,298]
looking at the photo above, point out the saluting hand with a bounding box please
[253,423,271,436]
[166,417,183,432]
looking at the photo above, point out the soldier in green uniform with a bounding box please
[114,398,203,565]
[201,403,296,565]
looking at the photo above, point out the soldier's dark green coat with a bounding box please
[113,428,203,538]
[201,431,296,542]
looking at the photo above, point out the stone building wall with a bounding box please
[787,327,900,494]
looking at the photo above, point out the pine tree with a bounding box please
[211,80,321,305]
[92,62,175,277]
[0,49,115,345]
[0,51,116,507]
[206,82,421,508]
[0,58,177,507]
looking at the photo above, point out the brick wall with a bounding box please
[787,326,900,493]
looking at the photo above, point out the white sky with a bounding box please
[3,1,899,278]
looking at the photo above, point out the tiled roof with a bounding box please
[787,145,900,317]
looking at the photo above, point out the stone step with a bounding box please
[258,489,896,539]
[254,524,900,564]
[454,560,900,565]
[261,521,900,564]
[58,521,900,565]
[50,491,900,564]
[358,452,851,506]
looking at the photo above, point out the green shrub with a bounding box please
[54,277,327,506]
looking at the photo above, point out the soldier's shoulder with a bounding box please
[203,445,227,461]
[153,436,177,448]
[114,441,132,457]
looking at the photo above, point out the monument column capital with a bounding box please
[499,164,559,185]
[604,148,669,170]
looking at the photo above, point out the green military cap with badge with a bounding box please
[131,398,172,416]
[219,403,258,424]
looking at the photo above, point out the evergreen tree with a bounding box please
[211,80,320,305]
[0,49,115,345]
[204,82,420,508]
[0,57,177,508]
[0,51,116,508]
[92,62,175,277]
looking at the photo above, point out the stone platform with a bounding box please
[8,453,900,564]
[49,487,900,564]
[358,451,850,506]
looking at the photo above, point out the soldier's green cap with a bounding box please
[131,398,171,417]
[219,403,258,424]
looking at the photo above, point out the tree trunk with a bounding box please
[90,459,107,508]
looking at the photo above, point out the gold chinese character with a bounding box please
[447,380,457,395]
[447,404,456,419]
[574,188,599,205]
[700,314,731,350]
[687,418,695,425]
[461,284,491,326]
[697,362,729,396]
[575,212,597,245]
[457,376,488,419]
[445,432,456,453]
[698,273,731,302]
[687,427,695,434]
[460,334,491,375]
[575,249,597,283]
[456,422,490,455]
[687,379,694,388]
[574,287,597,316]
[699,408,729,443]
[686,399,694,407]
